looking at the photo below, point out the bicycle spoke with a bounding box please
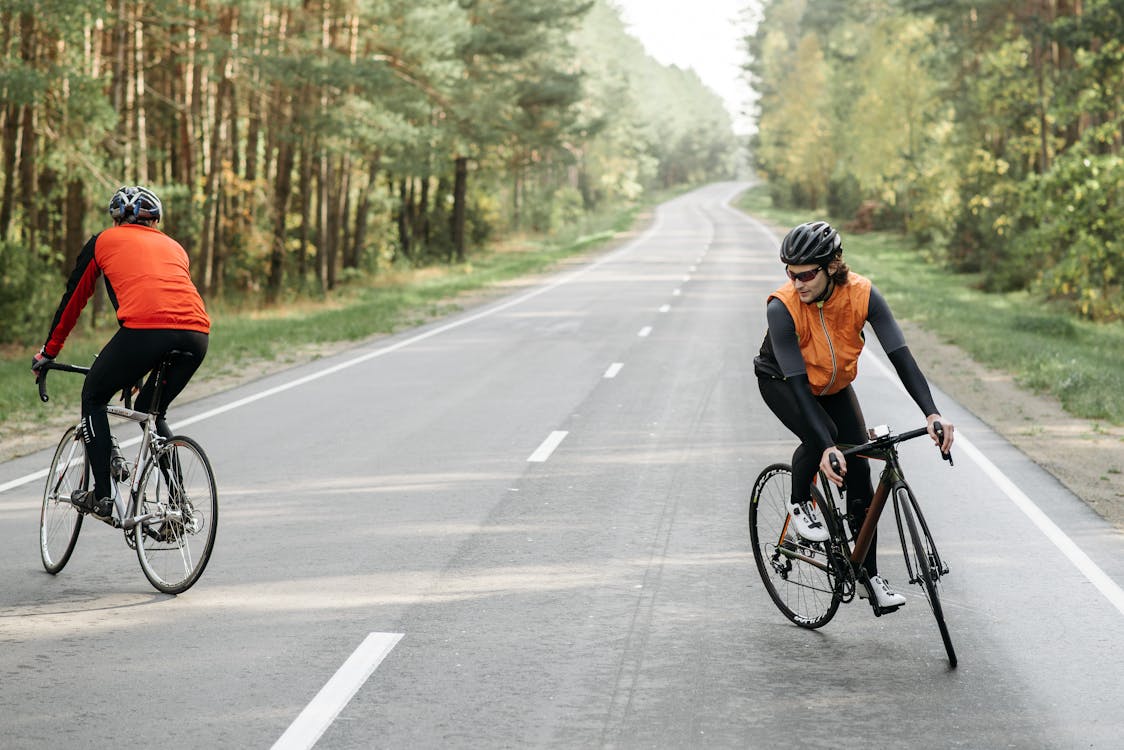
[135,437,217,594]
[40,426,86,574]
[750,464,840,629]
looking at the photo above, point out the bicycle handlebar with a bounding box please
[830,421,954,472]
[37,352,184,406]
[34,361,91,403]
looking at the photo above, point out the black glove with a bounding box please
[31,347,54,376]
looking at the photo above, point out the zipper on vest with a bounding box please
[817,301,837,395]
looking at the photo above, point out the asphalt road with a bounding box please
[2,182,1122,749]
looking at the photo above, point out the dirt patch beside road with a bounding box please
[902,321,1124,528]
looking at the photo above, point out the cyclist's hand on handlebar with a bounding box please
[821,446,847,487]
[31,347,54,378]
[927,414,954,454]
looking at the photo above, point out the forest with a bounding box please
[747,0,1124,321]
[0,0,738,344]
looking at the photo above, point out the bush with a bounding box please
[0,240,60,346]
[1013,146,1124,320]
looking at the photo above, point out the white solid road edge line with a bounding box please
[272,632,404,750]
[863,352,1124,617]
[528,431,568,463]
[956,437,1124,616]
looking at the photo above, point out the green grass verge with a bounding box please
[0,202,643,434]
[736,184,1124,425]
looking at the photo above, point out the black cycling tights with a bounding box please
[81,327,208,501]
[758,378,881,575]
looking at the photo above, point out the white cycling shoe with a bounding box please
[788,500,830,542]
[859,575,907,609]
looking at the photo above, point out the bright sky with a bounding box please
[612,0,758,134]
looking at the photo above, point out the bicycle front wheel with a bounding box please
[896,487,956,667]
[135,436,218,594]
[40,425,87,574]
[749,463,840,629]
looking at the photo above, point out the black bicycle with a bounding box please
[36,353,218,594]
[749,423,957,667]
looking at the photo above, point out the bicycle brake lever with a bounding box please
[933,421,953,465]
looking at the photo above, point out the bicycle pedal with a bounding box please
[872,603,903,617]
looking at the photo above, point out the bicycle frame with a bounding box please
[38,360,173,530]
[103,402,165,530]
[776,426,944,606]
[750,422,957,664]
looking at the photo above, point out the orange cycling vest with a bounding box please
[768,272,872,396]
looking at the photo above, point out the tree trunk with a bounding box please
[328,154,349,289]
[298,136,313,287]
[316,151,329,291]
[350,153,379,270]
[198,7,234,294]
[0,101,19,237]
[267,99,294,302]
[337,170,350,278]
[133,0,149,183]
[396,177,411,260]
[452,156,468,263]
[418,175,430,248]
[64,180,86,270]
[173,7,194,186]
[16,11,38,251]
[19,102,37,252]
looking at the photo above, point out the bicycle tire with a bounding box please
[40,425,86,574]
[749,463,840,629]
[896,487,957,667]
[135,436,218,594]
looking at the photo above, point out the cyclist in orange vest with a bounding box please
[31,186,210,520]
[754,220,955,610]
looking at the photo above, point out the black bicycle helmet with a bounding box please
[108,185,162,224]
[779,220,840,265]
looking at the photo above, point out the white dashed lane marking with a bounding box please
[528,431,569,463]
[272,632,403,750]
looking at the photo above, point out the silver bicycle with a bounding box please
[36,352,218,594]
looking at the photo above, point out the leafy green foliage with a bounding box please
[0,0,735,345]
[747,0,1124,320]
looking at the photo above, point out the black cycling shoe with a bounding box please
[70,490,113,519]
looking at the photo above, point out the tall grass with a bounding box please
[736,185,1124,425]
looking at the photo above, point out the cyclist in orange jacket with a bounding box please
[754,220,954,610]
[31,186,210,520]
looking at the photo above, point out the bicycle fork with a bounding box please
[839,480,906,617]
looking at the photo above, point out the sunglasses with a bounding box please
[785,266,823,283]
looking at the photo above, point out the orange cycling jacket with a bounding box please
[42,224,210,358]
[767,271,872,396]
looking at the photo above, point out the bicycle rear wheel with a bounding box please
[895,487,956,667]
[749,463,840,628]
[40,425,86,574]
[135,436,218,594]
